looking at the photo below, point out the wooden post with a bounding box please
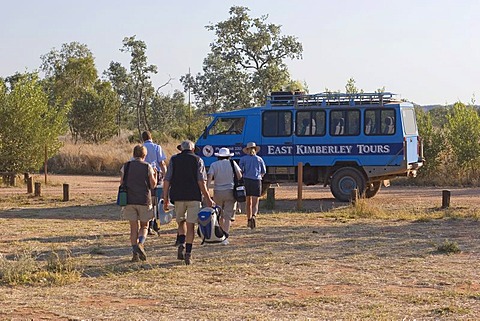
[442,190,451,209]
[24,172,30,183]
[9,174,16,187]
[297,162,303,210]
[265,187,275,209]
[27,177,33,193]
[351,188,359,204]
[34,182,41,197]
[44,144,48,185]
[63,184,70,201]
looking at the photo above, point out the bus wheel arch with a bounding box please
[330,167,367,202]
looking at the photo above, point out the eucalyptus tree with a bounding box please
[182,6,303,111]
[107,36,173,138]
[0,73,65,172]
[39,42,98,138]
[70,81,120,143]
[445,102,480,171]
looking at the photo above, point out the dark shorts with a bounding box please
[244,178,261,197]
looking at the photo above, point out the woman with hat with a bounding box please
[207,147,242,244]
[239,142,266,229]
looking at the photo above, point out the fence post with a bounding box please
[34,182,41,197]
[63,184,70,201]
[265,187,275,209]
[441,190,451,209]
[350,188,359,205]
[297,162,303,210]
[27,177,33,193]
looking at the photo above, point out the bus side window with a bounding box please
[384,116,395,134]
[263,111,292,137]
[334,118,344,135]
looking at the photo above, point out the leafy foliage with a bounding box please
[415,107,445,176]
[0,73,65,172]
[70,81,120,143]
[445,102,480,170]
[182,6,303,113]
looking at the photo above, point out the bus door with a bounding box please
[260,110,293,166]
[401,107,420,164]
[196,116,246,166]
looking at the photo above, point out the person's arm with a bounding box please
[159,160,167,178]
[234,162,243,180]
[162,180,170,211]
[148,165,156,189]
[198,180,214,208]
[207,174,213,189]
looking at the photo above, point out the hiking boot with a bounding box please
[131,252,140,262]
[247,219,252,228]
[177,244,185,260]
[184,253,192,265]
[134,243,147,261]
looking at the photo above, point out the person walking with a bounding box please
[239,142,266,229]
[163,140,214,265]
[120,145,157,262]
[141,131,167,235]
[207,147,242,245]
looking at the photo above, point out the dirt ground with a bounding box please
[0,175,479,320]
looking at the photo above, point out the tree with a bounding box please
[445,102,480,170]
[108,36,172,139]
[415,107,445,176]
[0,73,65,172]
[345,77,363,94]
[40,42,98,139]
[70,81,120,143]
[182,6,303,111]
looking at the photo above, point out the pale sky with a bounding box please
[1,0,478,106]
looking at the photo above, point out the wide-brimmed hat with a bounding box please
[214,147,234,157]
[242,142,260,154]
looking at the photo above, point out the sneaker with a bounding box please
[134,244,147,261]
[221,239,229,245]
[184,253,192,265]
[177,244,185,260]
[251,216,256,229]
[247,219,252,228]
[131,252,140,262]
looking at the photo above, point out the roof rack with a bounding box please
[266,91,398,108]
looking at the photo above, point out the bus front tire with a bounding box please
[330,167,366,202]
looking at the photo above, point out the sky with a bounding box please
[1,0,479,106]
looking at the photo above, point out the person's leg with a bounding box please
[185,222,195,265]
[175,201,188,260]
[250,196,259,229]
[184,201,201,265]
[129,220,139,246]
[246,196,253,227]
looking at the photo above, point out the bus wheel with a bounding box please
[330,167,366,202]
[261,183,271,196]
[365,181,382,198]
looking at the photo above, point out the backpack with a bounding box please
[197,206,226,244]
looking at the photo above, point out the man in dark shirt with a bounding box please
[163,140,214,265]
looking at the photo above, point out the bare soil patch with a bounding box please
[0,175,479,320]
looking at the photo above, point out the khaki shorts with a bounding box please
[174,200,201,224]
[123,204,154,222]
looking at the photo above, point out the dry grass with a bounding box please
[47,133,181,175]
[1,180,480,320]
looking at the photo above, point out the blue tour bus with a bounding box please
[195,92,424,202]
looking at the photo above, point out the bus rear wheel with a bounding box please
[330,167,366,202]
[365,181,382,198]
